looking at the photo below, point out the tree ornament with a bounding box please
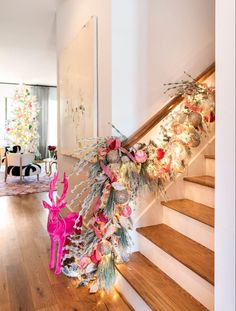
[204,111,215,123]
[177,113,187,124]
[114,189,129,204]
[135,150,147,163]
[172,123,184,135]
[121,155,130,163]
[121,205,132,217]
[107,150,120,163]
[156,148,165,160]
[188,129,201,147]
[99,240,112,255]
[188,112,202,128]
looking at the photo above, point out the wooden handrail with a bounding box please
[122,63,215,148]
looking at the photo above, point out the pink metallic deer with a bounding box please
[43,172,79,274]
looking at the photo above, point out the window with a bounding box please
[47,87,58,147]
[0,84,16,146]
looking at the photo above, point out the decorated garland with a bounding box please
[44,76,215,293]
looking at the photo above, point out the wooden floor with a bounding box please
[0,193,132,311]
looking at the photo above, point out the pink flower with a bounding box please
[48,145,57,151]
[121,205,132,217]
[135,150,147,163]
[106,138,121,151]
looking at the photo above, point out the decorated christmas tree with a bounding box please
[6,85,40,155]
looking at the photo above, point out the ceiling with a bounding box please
[0,0,58,86]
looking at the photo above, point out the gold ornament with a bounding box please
[177,113,187,124]
[114,189,129,204]
[188,129,201,147]
[188,112,202,128]
[107,150,120,163]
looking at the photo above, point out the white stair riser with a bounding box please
[205,159,215,176]
[115,273,152,311]
[184,182,215,207]
[163,207,214,250]
[137,233,214,310]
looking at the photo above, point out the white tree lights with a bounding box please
[6,86,40,155]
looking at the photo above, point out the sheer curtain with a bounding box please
[32,86,49,159]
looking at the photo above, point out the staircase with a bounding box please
[116,153,215,310]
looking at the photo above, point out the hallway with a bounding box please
[0,193,132,311]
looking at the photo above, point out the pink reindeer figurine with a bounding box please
[43,172,79,274]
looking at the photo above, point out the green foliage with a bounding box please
[97,253,116,292]
[104,188,115,218]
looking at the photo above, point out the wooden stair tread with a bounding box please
[117,252,207,311]
[161,199,214,227]
[183,175,215,188]
[136,224,214,285]
[204,155,215,159]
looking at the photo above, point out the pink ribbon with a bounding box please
[107,138,121,150]
[91,217,103,239]
[90,197,102,215]
[100,161,117,182]
[120,147,137,163]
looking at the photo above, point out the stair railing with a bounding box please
[122,63,215,149]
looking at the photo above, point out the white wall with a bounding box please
[112,0,215,136]
[215,0,235,309]
[56,0,112,138]
[0,0,57,85]
[56,0,112,199]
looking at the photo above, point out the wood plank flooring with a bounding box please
[0,193,132,311]
[137,224,214,285]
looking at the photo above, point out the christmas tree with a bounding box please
[6,86,40,155]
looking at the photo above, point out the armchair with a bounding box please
[5,153,41,183]
[1,145,21,167]
[0,147,5,169]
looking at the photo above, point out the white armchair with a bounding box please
[5,153,41,183]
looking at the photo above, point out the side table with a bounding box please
[43,158,57,176]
